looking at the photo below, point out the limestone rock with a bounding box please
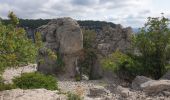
[141,80,170,95]
[37,17,83,78]
[131,76,152,90]
[95,25,132,56]
[88,86,110,97]
[117,86,133,98]
[2,64,37,84]
[0,89,67,100]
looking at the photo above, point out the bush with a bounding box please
[13,72,58,90]
[101,50,143,81]
[67,92,82,100]
[0,83,16,91]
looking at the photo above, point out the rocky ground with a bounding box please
[1,64,170,100]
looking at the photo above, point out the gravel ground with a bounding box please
[1,64,170,100]
[2,64,37,84]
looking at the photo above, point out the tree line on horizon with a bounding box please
[2,19,117,30]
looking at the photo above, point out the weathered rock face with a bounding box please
[92,25,132,79]
[37,17,83,78]
[95,25,132,56]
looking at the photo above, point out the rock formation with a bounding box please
[95,25,132,56]
[131,76,152,90]
[90,25,132,79]
[37,17,83,78]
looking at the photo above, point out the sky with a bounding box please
[0,0,170,28]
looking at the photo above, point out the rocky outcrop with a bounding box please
[95,25,132,56]
[93,25,132,79]
[131,76,170,96]
[37,17,83,78]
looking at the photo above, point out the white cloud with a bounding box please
[0,0,169,27]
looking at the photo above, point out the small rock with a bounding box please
[82,74,89,80]
[117,86,132,98]
[88,86,110,97]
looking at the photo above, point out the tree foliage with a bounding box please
[0,12,40,72]
[133,15,170,79]
[102,15,170,79]
[101,50,142,80]
[7,11,19,26]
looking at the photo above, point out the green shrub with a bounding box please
[67,92,82,100]
[133,16,170,79]
[13,72,58,90]
[0,83,16,91]
[0,12,42,73]
[101,50,143,80]
[75,74,81,81]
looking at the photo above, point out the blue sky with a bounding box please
[0,0,170,28]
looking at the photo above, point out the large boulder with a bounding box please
[140,80,170,95]
[131,76,152,90]
[37,17,83,78]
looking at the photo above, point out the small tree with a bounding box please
[0,12,39,72]
[134,15,170,79]
[8,11,19,26]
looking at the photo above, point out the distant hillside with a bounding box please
[2,19,117,30]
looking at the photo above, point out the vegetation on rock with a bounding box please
[102,15,170,80]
